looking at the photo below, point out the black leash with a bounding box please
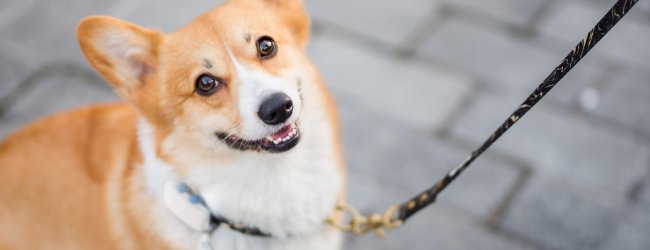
[329,0,639,236]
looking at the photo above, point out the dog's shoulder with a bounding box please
[0,103,137,180]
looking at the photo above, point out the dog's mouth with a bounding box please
[216,123,301,153]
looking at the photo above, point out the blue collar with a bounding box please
[163,180,272,240]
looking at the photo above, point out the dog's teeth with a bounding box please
[265,125,298,146]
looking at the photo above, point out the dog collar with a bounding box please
[163,180,271,248]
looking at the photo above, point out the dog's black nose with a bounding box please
[258,93,293,125]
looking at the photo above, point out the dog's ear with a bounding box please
[233,0,310,48]
[77,16,163,99]
[268,0,309,48]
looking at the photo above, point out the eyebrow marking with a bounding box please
[244,33,252,43]
[202,59,213,69]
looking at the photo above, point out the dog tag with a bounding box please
[199,232,214,250]
[163,180,213,232]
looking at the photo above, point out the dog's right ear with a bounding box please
[77,16,163,99]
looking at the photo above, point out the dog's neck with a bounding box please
[135,116,342,247]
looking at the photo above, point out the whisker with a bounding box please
[219,123,242,144]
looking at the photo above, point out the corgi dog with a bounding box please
[0,0,345,249]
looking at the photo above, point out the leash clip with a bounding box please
[327,203,403,238]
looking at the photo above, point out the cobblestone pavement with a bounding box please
[1,0,649,249]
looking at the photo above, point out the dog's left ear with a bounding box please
[238,0,310,48]
[77,16,163,100]
[268,0,309,48]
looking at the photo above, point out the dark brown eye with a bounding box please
[195,74,220,96]
[256,36,277,59]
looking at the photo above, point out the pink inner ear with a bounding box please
[102,30,154,83]
[129,58,152,81]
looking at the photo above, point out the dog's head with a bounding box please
[78,0,311,157]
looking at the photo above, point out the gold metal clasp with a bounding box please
[326,203,403,238]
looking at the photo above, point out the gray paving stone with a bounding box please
[536,1,602,48]
[0,50,30,101]
[0,0,122,64]
[0,0,37,32]
[599,201,650,250]
[417,18,558,95]
[305,0,439,48]
[310,35,472,130]
[337,94,519,221]
[4,67,117,124]
[0,0,14,11]
[0,36,47,100]
[537,1,650,71]
[449,93,650,195]
[443,0,550,28]
[120,0,223,33]
[595,70,650,136]
[345,169,413,213]
[581,0,650,10]
[501,174,624,250]
[642,178,650,205]
[637,0,650,15]
[0,114,25,140]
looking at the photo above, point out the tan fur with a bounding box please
[0,0,344,248]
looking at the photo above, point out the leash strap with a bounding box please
[329,0,638,236]
[396,0,638,222]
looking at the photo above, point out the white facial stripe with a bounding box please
[225,46,246,77]
[225,46,302,140]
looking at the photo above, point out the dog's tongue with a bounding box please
[271,125,292,140]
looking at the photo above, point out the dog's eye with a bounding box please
[256,36,277,59]
[195,74,220,96]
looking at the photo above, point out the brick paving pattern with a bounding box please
[1,0,649,249]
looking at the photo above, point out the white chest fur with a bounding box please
[188,147,342,250]
[137,116,342,249]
